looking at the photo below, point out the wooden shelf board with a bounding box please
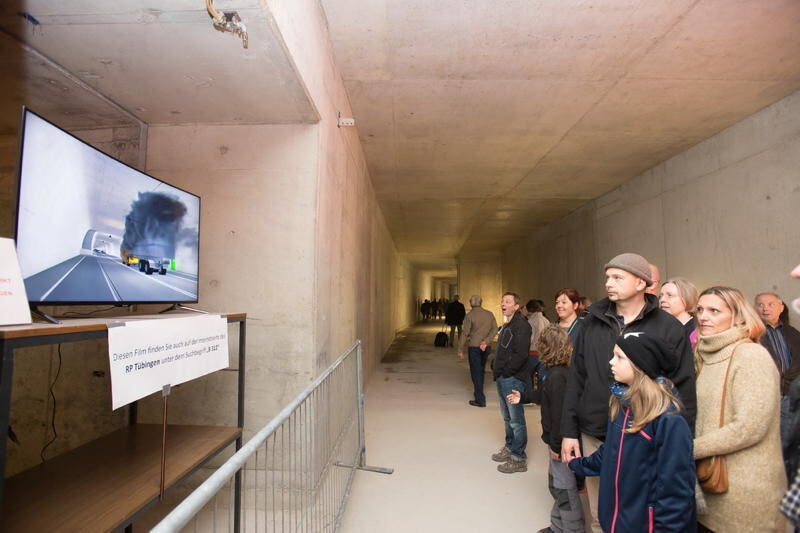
[2,424,241,533]
[0,312,246,340]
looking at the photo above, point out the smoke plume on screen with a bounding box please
[120,192,187,259]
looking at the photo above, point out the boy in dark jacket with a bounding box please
[509,324,584,533]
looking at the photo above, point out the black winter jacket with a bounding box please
[541,365,569,454]
[445,301,466,326]
[492,311,532,381]
[568,404,697,533]
[561,294,696,438]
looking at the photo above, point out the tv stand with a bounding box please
[0,313,247,531]
[159,303,208,315]
[29,308,61,325]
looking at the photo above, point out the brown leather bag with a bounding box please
[696,342,746,494]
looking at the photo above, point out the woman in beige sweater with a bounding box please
[694,286,786,532]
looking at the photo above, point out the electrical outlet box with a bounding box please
[337,116,356,127]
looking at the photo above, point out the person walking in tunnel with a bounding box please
[458,295,498,407]
[421,299,432,321]
[560,252,696,532]
[491,292,532,473]
[445,295,466,347]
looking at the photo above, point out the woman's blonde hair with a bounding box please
[662,277,699,314]
[698,286,765,342]
[609,365,682,433]
[536,325,572,367]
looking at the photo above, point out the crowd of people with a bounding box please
[443,251,800,533]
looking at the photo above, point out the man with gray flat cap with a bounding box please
[560,252,696,533]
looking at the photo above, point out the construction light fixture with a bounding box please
[337,112,356,128]
[206,0,248,49]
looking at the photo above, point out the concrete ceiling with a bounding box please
[0,1,317,133]
[321,0,800,265]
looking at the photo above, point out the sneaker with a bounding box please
[491,447,511,462]
[497,458,527,473]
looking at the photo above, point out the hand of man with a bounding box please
[457,352,464,359]
[561,437,581,463]
[550,450,560,462]
[479,341,487,351]
[506,389,521,404]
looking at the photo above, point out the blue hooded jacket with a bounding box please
[568,390,696,532]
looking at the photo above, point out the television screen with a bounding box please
[15,109,200,305]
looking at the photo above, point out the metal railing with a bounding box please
[152,339,391,533]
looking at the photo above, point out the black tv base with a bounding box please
[158,303,208,315]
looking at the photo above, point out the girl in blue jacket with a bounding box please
[568,332,696,533]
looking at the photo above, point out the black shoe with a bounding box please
[468,400,486,407]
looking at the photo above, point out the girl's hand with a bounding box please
[506,389,521,404]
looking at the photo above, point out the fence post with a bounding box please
[356,341,366,468]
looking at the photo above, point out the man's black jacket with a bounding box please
[492,311,532,381]
[561,294,696,439]
[445,301,466,326]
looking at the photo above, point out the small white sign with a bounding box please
[107,315,230,410]
[0,238,32,326]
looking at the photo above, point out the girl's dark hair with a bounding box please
[554,288,581,306]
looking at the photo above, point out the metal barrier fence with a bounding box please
[152,339,391,533]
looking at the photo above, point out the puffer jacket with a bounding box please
[569,401,697,533]
[561,294,696,438]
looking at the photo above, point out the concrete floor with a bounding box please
[340,320,552,532]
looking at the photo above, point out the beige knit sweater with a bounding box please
[694,326,786,532]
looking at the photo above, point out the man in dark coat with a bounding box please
[491,292,533,474]
[445,295,466,347]
[560,253,696,533]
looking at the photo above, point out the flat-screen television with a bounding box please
[14,108,200,305]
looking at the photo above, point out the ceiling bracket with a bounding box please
[206,0,248,49]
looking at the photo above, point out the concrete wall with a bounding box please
[266,0,414,380]
[138,123,319,432]
[503,89,800,323]
[458,253,504,323]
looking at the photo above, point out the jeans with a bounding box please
[496,375,528,460]
[448,324,462,346]
[468,346,490,404]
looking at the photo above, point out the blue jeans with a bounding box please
[496,376,528,460]
[468,346,490,404]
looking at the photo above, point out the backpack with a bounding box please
[434,331,448,347]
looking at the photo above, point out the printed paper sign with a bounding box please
[0,238,32,326]
[107,315,229,409]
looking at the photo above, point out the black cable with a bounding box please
[40,343,62,462]
[59,306,119,317]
